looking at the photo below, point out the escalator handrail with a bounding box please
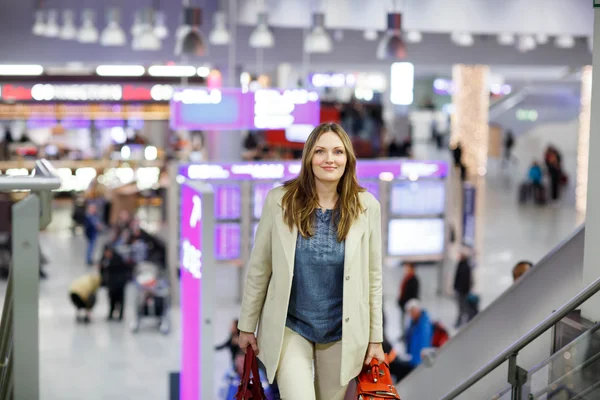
[440,273,600,400]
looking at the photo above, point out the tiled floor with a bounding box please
[3,144,583,400]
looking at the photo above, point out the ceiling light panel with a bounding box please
[148,65,196,77]
[0,65,44,76]
[96,65,145,76]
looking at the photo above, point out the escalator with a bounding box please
[397,225,587,399]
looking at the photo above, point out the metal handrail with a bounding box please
[441,274,600,399]
[0,159,61,191]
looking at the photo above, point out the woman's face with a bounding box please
[311,131,347,185]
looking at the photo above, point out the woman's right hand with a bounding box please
[238,331,259,355]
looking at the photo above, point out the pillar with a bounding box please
[204,130,243,162]
[576,66,592,216]
[450,64,490,176]
[582,8,600,321]
[449,65,489,293]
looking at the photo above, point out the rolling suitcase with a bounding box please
[518,182,531,204]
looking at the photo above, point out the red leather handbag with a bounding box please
[234,347,267,400]
[354,359,401,400]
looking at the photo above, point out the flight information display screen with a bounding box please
[387,218,445,256]
[253,182,282,219]
[214,223,241,260]
[389,180,446,216]
[213,184,242,220]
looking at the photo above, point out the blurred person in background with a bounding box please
[527,161,546,205]
[452,142,467,181]
[69,273,101,324]
[215,319,241,365]
[126,222,148,265]
[395,299,433,382]
[83,203,104,266]
[100,246,131,321]
[453,252,473,328]
[503,130,515,168]
[546,151,562,202]
[513,261,532,283]
[398,262,420,330]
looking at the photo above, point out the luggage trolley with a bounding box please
[130,262,171,335]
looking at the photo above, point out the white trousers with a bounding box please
[276,327,349,400]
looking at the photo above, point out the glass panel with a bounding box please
[487,385,511,400]
[524,323,600,399]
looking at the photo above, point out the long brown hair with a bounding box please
[281,122,364,241]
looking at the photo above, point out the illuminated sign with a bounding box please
[433,79,511,96]
[180,183,203,399]
[516,108,538,121]
[310,73,355,88]
[390,62,414,106]
[170,87,320,131]
[0,83,177,102]
[180,159,449,181]
[179,181,215,398]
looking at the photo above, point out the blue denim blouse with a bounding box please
[286,209,345,344]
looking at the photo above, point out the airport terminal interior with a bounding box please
[1,0,600,399]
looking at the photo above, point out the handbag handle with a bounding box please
[236,347,266,400]
[370,359,380,383]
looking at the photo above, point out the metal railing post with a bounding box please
[508,353,527,400]
[0,159,61,400]
[12,193,41,400]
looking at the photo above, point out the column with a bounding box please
[582,8,600,321]
[449,65,489,294]
[450,64,490,176]
[576,66,592,216]
[204,130,243,162]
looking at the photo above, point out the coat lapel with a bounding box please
[274,200,298,274]
[344,212,367,270]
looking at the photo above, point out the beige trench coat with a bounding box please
[238,186,383,386]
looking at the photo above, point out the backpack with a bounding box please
[431,321,450,348]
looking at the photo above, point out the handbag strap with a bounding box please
[237,347,266,399]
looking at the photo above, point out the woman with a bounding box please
[69,273,101,323]
[238,122,385,400]
[100,246,131,321]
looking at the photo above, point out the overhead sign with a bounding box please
[178,159,449,181]
[0,83,177,102]
[169,87,321,131]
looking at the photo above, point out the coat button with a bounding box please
[345,318,350,323]
[345,276,350,281]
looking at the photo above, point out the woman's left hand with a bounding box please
[364,342,386,365]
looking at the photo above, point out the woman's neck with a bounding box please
[315,180,339,210]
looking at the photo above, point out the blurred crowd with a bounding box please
[68,182,168,332]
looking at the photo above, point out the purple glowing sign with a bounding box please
[179,159,448,181]
[179,183,203,400]
[215,223,241,260]
[214,185,241,220]
[253,182,280,219]
[170,88,320,131]
[360,180,380,200]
